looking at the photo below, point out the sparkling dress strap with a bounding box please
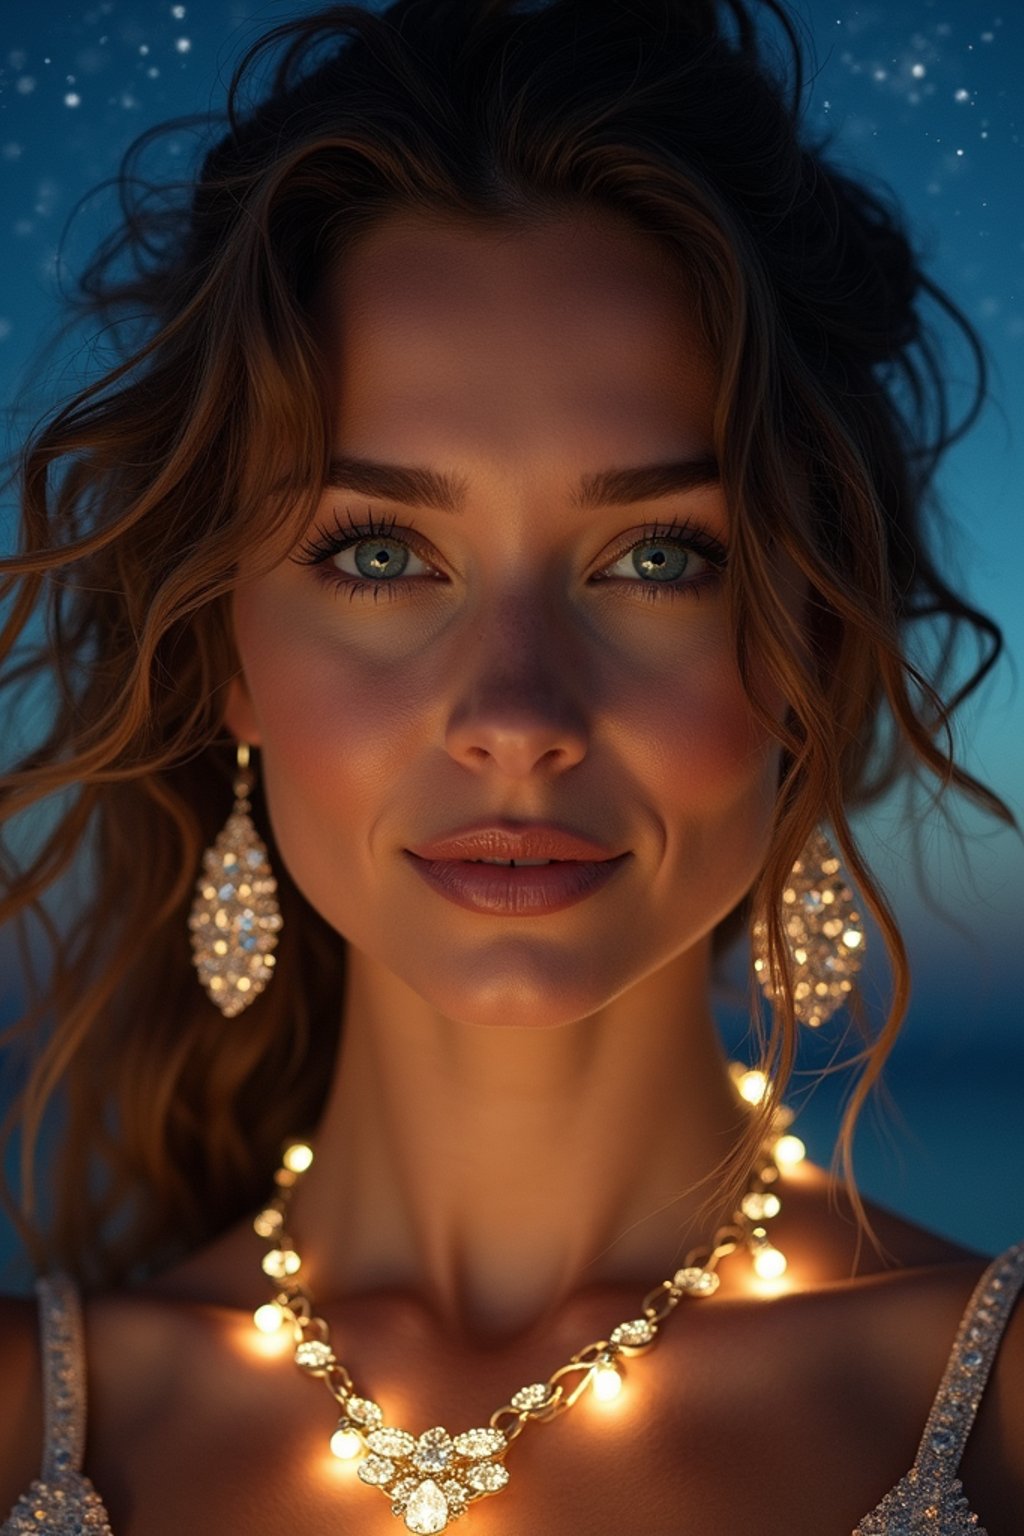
[911,1237,1024,1476]
[0,1273,114,1535]
[37,1273,88,1478]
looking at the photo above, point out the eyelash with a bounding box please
[291,507,728,604]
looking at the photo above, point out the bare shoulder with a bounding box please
[0,1292,43,1518]
[773,1160,989,1277]
[778,1164,1024,1528]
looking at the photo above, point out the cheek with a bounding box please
[653,676,779,889]
[603,602,779,814]
[229,588,425,906]
[607,621,782,925]
[647,672,770,803]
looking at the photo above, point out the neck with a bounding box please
[288,941,752,1337]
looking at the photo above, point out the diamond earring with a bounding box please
[751,826,865,1027]
[188,742,282,1016]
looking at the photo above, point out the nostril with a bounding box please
[444,713,588,777]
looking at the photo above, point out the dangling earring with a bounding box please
[751,825,865,1028]
[188,741,282,1017]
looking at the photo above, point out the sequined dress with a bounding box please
[3,1239,1023,1535]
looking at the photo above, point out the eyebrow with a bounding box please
[323,454,720,512]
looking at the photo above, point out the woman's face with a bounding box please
[226,208,799,1029]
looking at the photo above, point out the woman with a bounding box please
[0,0,1020,1531]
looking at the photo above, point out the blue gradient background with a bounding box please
[1,1,1022,1273]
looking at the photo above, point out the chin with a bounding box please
[398,943,630,1030]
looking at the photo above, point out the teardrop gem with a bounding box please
[403,1479,449,1534]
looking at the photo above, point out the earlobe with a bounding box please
[223,671,263,747]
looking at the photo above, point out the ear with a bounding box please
[223,670,263,748]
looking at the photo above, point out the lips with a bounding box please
[407,820,620,863]
[403,821,630,916]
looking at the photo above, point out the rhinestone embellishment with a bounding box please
[751,826,865,1027]
[2,1277,114,1534]
[348,1396,385,1430]
[294,1339,334,1372]
[510,1382,553,1412]
[354,1424,509,1531]
[609,1318,657,1349]
[368,1429,417,1459]
[674,1266,720,1296]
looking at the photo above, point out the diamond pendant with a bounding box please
[188,806,282,1015]
[351,1418,510,1531]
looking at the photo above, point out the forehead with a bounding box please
[310,208,718,462]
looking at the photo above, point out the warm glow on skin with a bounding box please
[225,208,804,1040]
[232,1316,293,1363]
[748,1271,793,1298]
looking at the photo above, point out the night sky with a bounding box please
[1,2,1021,1250]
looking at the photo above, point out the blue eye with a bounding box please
[335,536,431,582]
[292,512,441,601]
[606,539,702,583]
[594,519,727,601]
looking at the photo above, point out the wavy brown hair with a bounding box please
[0,0,1015,1289]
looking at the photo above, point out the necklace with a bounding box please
[252,1063,803,1535]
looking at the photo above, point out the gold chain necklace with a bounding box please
[252,1064,803,1534]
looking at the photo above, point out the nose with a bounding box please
[443,604,589,779]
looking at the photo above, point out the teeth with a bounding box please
[474,857,556,866]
